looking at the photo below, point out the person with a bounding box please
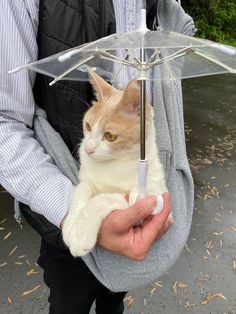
[0,1,195,313]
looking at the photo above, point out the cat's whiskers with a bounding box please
[72,137,85,162]
[74,149,80,162]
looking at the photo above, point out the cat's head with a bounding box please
[81,71,154,161]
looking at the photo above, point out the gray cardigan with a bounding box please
[33,0,196,292]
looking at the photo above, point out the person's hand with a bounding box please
[97,192,172,261]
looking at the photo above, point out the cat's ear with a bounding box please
[122,80,142,115]
[89,70,113,102]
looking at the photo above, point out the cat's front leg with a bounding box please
[62,181,95,247]
[65,193,128,257]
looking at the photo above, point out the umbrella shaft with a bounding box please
[140,46,146,161]
[140,79,146,160]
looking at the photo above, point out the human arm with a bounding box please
[0,1,73,227]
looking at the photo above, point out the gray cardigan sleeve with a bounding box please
[157,0,196,35]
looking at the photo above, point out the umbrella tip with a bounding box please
[212,43,236,56]
[8,67,21,74]
[58,52,71,62]
[49,80,56,86]
[58,50,78,62]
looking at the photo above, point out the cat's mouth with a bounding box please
[86,150,111,162]
[92,152,125,163]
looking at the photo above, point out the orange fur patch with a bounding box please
[83,74,153,153]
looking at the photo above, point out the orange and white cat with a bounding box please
[62,71,168,256]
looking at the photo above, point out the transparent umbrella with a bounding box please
[10,9,236,198]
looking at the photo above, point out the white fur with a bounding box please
[62,118,168,256]
[62,74,168,256]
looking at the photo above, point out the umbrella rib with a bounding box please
[100,55,138,69]
[148,49,159,63]
[98,50,139,67]
[148,51,187,69]
[194,50,236,73]
[149,46,191,68]
[49,55,95,86]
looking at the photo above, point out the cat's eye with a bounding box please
[85,122,91,132]
[104,132,118,142]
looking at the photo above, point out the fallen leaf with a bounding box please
[213,232,223,236]
[229,226,236,232]
[0,262,7,267]
[7,297,12,304]
[201,293,227,304]
[149,287,157,299]
[26,268,38,276]
[21,285,41,297]
[153,280,163,287]
[9,246,17,257]
[3,232,12,240]
[124,295,135,309]
[184,301,196,308]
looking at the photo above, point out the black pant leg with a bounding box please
[95,288,126,314]
[43,269,97,314]
[37,239,126,314]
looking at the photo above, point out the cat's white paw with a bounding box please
[62,214,98,257]
[69,223,98,256]
[62,193,128,257]
[62,213,77,246]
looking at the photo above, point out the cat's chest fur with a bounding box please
[78,141,166,197]
[79,148,138,193]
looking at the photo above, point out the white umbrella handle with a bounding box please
[138,159,148,198]
[138,159,165,215]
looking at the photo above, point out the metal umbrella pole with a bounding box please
[138,49,148,199]
[138,10,148,199]
[138,10,164,213]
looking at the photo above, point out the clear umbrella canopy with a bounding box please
[10,28,236,86]
[9,12,236,199]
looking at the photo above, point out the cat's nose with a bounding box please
[85,142,95,155]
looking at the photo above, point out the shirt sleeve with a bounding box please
[0,1,74,227]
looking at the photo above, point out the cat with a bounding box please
[62,71,168,257]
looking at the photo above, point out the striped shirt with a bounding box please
[0,0,147,227]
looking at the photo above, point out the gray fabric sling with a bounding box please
[31,0,196,292]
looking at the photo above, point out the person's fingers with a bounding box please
[115,195,156,231]
[155,215,173,240]
[140,215,153,228]
[162,192,171,212]
[141,193,172,245]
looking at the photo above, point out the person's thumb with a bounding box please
[118,196,156,230]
